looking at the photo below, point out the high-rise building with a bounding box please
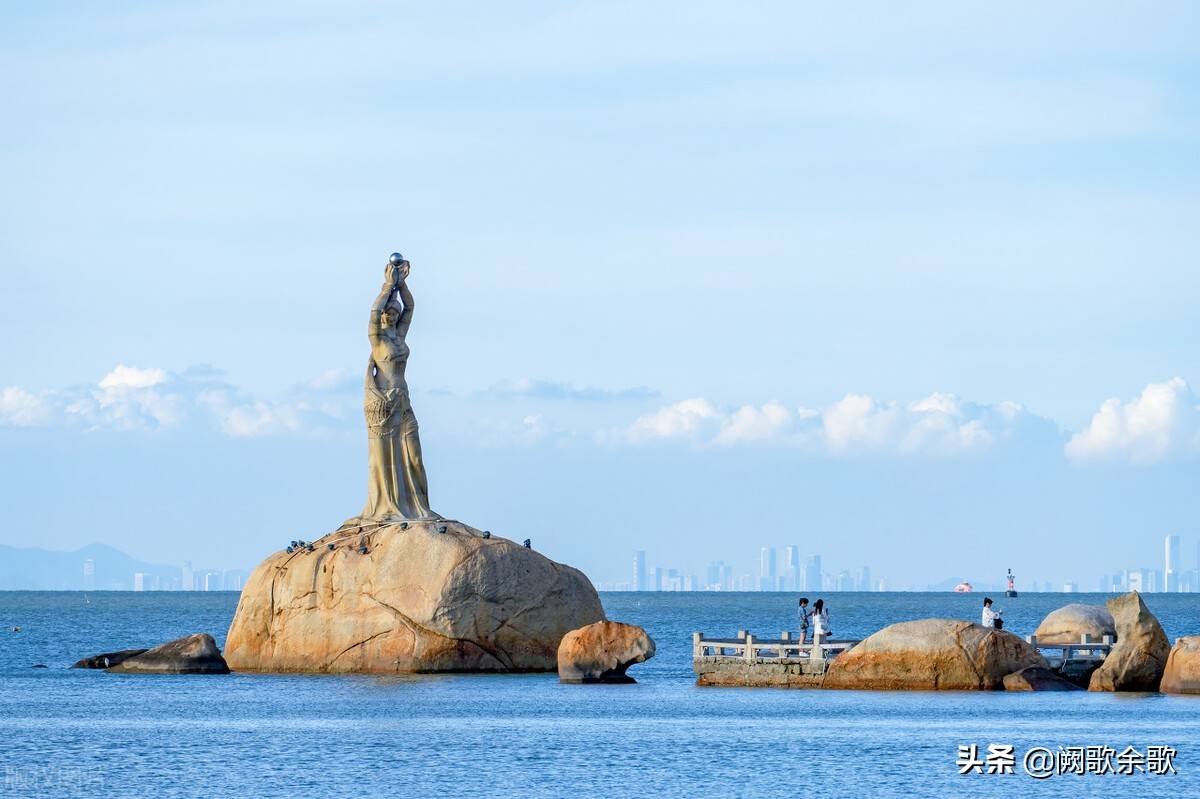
[651,566,664,592]
[633,551,647,592]
[133,572,147,592]
[855,566,871,592]
[203,572,221,591]
[82,559,95,591]
[759,547,777,591]
[835,570,852,591]
[1165,535,1181,593]
[804,555,821,593]
[181,561,194,591]
[783,545,800,591]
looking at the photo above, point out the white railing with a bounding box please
[693,630,859,662]
[1025,633,1114,668]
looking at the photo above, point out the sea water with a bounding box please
[1,591,1197,798]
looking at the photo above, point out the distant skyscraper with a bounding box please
[783,545,800,591]
[835,570,852,591]
[181,561,194,591]
[651,566,664,592]
[82,559,95,591]
[759,547,778,591]
[633,551,647,592]
[804,556,821,593]
[855,566,871,592]
[133,572,146,592]
[203,572,221,591]
[1165,535,1181,592]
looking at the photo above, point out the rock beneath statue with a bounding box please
[1033,603,1116,645]
[557,621,655,683]
[1002,666,1082,691]
[821,619,1047,691]
[72,648,149,669]
[106,634,230,675]
[225,521,605,674]
[1159,636,1200,695]
[1088,591,1169,692]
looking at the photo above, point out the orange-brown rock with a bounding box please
[557,621,655,683]
[1087,591,1169,692]
[225,521,604,673]
[822,619,1047,691]
[1158,636,1200,695]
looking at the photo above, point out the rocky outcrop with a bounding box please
[1088,591,1169,692]
[821,619,1047,691]
[72,648,149,669]
[1003,666,1082,691]
[107,634,230,674]
[225,521,605,673]
[558,621,655,683]
[1160,636,1200,695]
[1033,604,1115,645]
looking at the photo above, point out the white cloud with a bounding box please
[1066,377,1200,465]
[0,364,352,437]
[619,391,1053,457]
[715,401,796,446]
[0,387,53,427]
[623,398,720,443]
[97,364,168,390]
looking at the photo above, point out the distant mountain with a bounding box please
[0,542,182,590]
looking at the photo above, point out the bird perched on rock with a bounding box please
[523,539,531,549]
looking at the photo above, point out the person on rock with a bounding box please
[981,597,1003,629]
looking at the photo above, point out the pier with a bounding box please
[1025,633,1114,678]
[692,630,861,687]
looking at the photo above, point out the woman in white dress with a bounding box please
[812,598,831,639]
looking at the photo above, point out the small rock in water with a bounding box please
[106,633,230,675]
[31,664,48,669]
[72,649,150,669]
[1002,666,1082,691]
[558,621,656,684]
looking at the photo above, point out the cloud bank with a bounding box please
[619,392,1054,457]
[4,366,1198,466]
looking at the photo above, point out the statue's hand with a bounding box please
[384,263,401,287]
[398,261,411,282]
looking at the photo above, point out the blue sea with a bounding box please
[1,591,1197,798]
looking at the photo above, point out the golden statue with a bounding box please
[345,253,439,524]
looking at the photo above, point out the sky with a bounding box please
[1,1,1198,589]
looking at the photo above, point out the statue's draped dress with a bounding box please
[361,339,435,520]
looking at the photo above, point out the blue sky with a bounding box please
[2,2,1198,588]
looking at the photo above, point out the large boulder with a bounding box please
[558,621,655,683]
[107,634,230,674]
[822,619,1047,691]
[225,520,605,673]
[72,648,149,669]
[1034,604,1115,645]
[1160,636,1200,695]
[1088,591,1170,692]
[1003,666,1082,692]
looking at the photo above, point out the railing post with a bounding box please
[1102,634,1113,646]
[692,631,702,659]
[744,632,755,662]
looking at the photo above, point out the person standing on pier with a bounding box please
[812,599,830,639]
[797,597,812,643]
